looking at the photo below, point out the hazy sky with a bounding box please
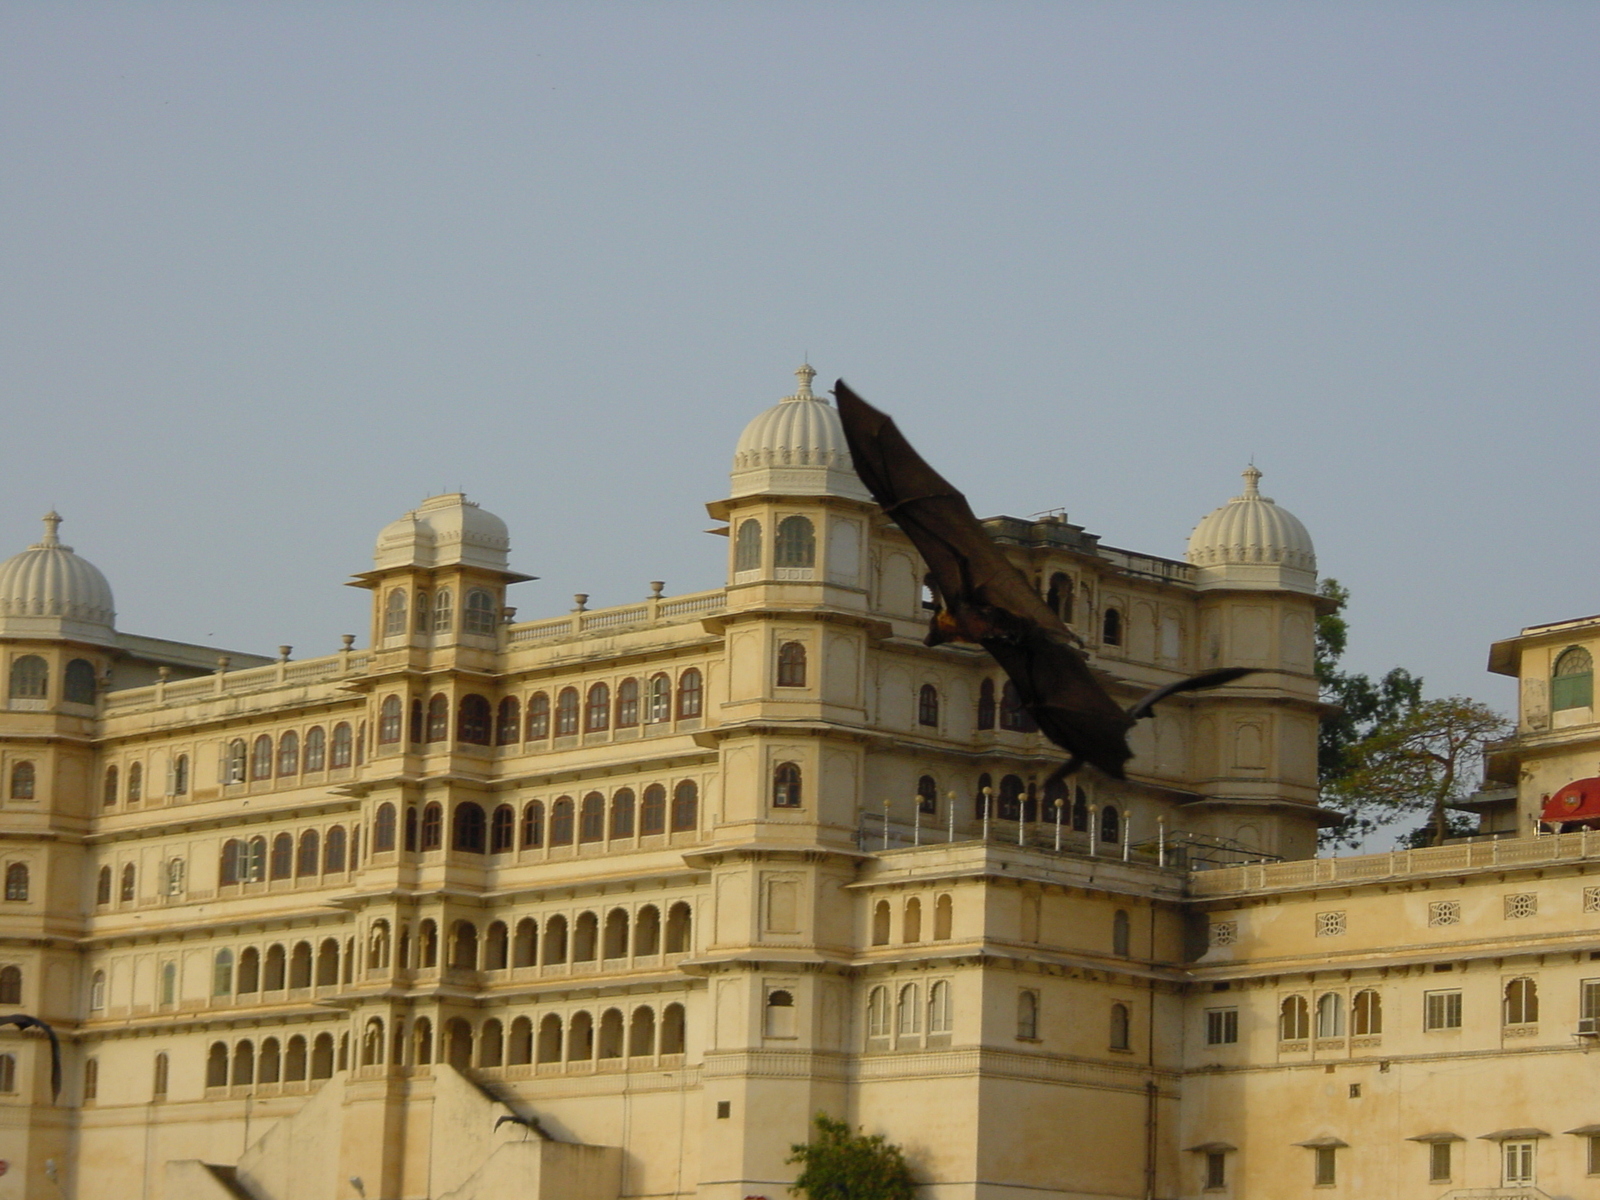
[3,3,1595,709]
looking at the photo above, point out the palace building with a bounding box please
[1,366,1597,1199]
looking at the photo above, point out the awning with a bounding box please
[1478,1128,1550,1141]
[1564,1124,1600,1136]
[1405,1132,1464,1143]
[1542,777,1600,823]
[1293,1137,1349,1149]
[1185,1142,1237,1154]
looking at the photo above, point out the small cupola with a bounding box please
[728,365,871,502]
[1186,466,1317,593]
[0,512,117,644]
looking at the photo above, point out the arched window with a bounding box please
[629,1006,656,1057]
[126,763,143,804]
[867,986,890,1039]
[1112,909,1131,957]
[96,865,112,905]
[413,591,431,633]
[378,697,402,744]
[490,804,515,853]
[454,802,487,853]
[0,967,18,1006]
[103,765,119,807]
[206,1043,229,1088]
[556,688,580,736]
[550,797,575,845]
[251,735,273,781]
[246,836,266,882]
[1553,646,1594,711]
[9,761,34,800]
[610,788,635,839]
[89,970,106,1010]
[998,774,1024,820]
[892,984,920,1037]
[1072,786,1089,832]
[635,906,661,955]
[513,918,538,967]
[164,857,184,896]
[568,1011,595,1061]
[331,723,353,768]
[903,897,922,942]
[1000,681,1035,732]
[773,762,802,808]
[9,655,47,700]
[270,832,293,879]
[735,518,762,572]
[775,515,816,568]
[1046,572,1074,623]
[464,589,498,635]
[384,590,408,637]
[768,990,799,1039]
[536,1014,563,1064]
[1352,989,1382,1035]
[641,784,666,835]
[173,753,190,795]
[225,739,247,783]
[1504,977,1538,1025]
[918,684,939,727]
[362,1018,385,1066]
[277,731,300,775]
[496,697,520,745]
[917,775,938,815]
[1017,990,1039,1040]
[604,908,629,959]
[1280,994,1310,1040]
[159,962,177,1006]
[374,803,397,852]
[647,674,670,723]
[1102,608,1123,647]
[526,692,551,740]
[777,642,807,688]
[977,679,996,730]
[585,683,611,733]
[304,727,326,772]
[479,1018,505,1067]
[671,780,698,832]
[1316,992,1345,1038]
[928,980,952,1034]
[84,1056,100,1101]
[404,805,418,850]
[660,1002,686,1054]
[151,1051,168,1098]
[665,901,692,953]
[120,863,136,901]
[213,949,234,996]
[3,864,27,902]
[62,657,96,705]
[311,1033,335,1079]
[974,772,993,820]
[613,677,640,728]
[543,915,569,964]
[458,694,491,744]
[324,825,348,871]
[934,893,953,940]
[872,900,891,946]
[1110,1002,1131,1051]
[259,1038,282,1084]
[316,938,340,986]
[433,588,453,634]
[285,1035,308,1081]
[677,668,703,719]
[521,800,543,848]
[425,694,449,742]
[451,921,479,970]
[297,829,320,876]
[1101,803,1121,844]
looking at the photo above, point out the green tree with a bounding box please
[787,1114,916,1200]
[1325,697,1512,847]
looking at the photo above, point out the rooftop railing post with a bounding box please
[982,789,992,843]
[913,797,922,847]
[947,793,956,844]
[883,795,891,852]
[1053,798,1063,852]
[1157,817,1167,868]
[1087,805,1098,858]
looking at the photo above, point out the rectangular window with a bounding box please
[1314,1146,1336,1186]
[1206,1008,1239,1045]
[1205,1151,1226,1190]
[1587,1134,1600,1175]
[1503,1140,1534,1185]
[1429,1141,1452,1183]
[1424,990,1462,1030]
[1581,979,1600,1028]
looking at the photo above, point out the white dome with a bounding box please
[374,493,511,572]
[729,365,871,501]
[1186,467,1316,593]
[0,512,116,643]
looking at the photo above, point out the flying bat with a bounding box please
[0,1013,61,1101]
[834,379,1251,782]
[495,1112,551,1139]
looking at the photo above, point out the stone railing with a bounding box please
[507,589,725,645]
[103,650,371,713]
[1189,830,1600,897]
[1097,546,1196,585]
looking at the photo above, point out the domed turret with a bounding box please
[729,365,871,501]
[0,512,116,644]
[373,494,512,572]
[1186,466,1316,593]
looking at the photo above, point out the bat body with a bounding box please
[834,380,1251,781]
[0,1013,60,1100]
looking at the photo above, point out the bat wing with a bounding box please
[1126,667,1256,723]
[0,1014,60,1100]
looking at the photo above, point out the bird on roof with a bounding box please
[834,380,1252,784]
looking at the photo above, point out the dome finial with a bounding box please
[39,511,62,548]
[1241,464,1262,498]
[793,363,816,400]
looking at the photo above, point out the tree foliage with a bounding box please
[788,1114,916,1200]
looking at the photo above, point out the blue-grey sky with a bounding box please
[3,3,1595,709]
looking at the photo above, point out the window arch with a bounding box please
[374,803,397,852]
[867,986,890,1039]
[767,990,798,1039]
[496,697,521,745]
[1280,994,1310,1040]
[297,830,320,877]
[872,899,891,946]
[3,864,27,902]
[331,723,353,768]
[641,784,666,835]
[384,589,408,638]
[1352,989,1382,1036]
[1315,992,1345,1038]
[9,761,34,800]
[458,694,491,744]
[433,588,453,634]
[735,518,762,572]
[64,658,96,704]
[585,683,611,732]
[556,688,580,736]
[425,694,449,742]
[1110,1002,1131,1051]
[677,668,703,719]
[454,802,487,853]
[120,863,136,901]
[918,684,939,727]
[125,762,142,804]
[933,893,953,940]
[303,726,326,772]
[1017,990,1039,1040]
[647,674,670,723]
[1100,803,1120,844]
[526,692,551,740]
[173,753,190,795]
[1505,977,1538,1025]
[777,642,807,688]
[277,731,299,775]
[1072,786,1089,832]
[96,865,111,905]
[917,774,938,815]
[928,980,952,1034]
[977,678,996,730]
[1102,607,1123,646]
[490,804,515,853]
[1046,572,1074,623]
[251,735,273,780]
[903,897,922,943]
[464,589,497,635]
[379,696,403,744]
[999,681,1035,732]
[998,774,1024,821]
[665,901,692,953]
[579,792,605,843]
[610,788,635,839]
[1553,646,1594,711]
[270,832,293,879]
[9,655,47,700]
[661,1003,686,1054]
[213,948,234,996]
[671,780,699,831]
[520,800,543,848]
[615,678,640,728]
[103,765,118,807]
[89,970,106,1009]
[550,797,575,846]
[413,590,431,633]
[775,515,816,568]
[536,1014,563,1064]
[629,1006,656,1057]
[773,762,802,808]
[325,825,348,871]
